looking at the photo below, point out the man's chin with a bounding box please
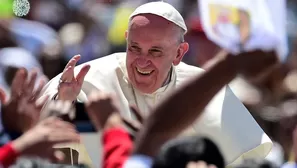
[134,83,157,94]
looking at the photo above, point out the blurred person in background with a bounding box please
[0,18,59,58]
[57,0,111,65]
[107,1,135,54]
[28,0,69,31]
[38,39,65,80]
[184,18,220,67]
[0,15,62,81]
[0,24,17,49]
[0,47,48,97]
[183,18,265,108]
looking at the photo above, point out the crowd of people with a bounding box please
[0,0,297,168]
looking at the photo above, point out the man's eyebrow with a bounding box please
[130,41,139,45]
[151,46,163,50]
[130,41,163,50]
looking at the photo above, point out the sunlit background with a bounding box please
[1,0,297,166]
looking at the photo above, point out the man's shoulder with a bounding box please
[175,62,205,78]
[80,52,126,66]
[76,52,126,74]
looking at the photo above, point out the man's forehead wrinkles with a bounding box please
[129,40,166,49]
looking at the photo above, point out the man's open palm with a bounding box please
[57,55,90,101]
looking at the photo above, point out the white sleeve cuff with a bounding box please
[123,154,153,168]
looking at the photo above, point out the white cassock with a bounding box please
[39,52,272,166]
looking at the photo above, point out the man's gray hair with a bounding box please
[178,28,185,43]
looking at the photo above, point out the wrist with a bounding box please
[103,113,125,130]
[213,50,239,74]
[55,93,76,104]
[11,137,28,154]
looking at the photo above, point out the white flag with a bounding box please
[199,0,288,62]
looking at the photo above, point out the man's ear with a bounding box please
[173,42,189,66]
[125,30,128,39]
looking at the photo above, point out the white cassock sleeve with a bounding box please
[193,86,272,166]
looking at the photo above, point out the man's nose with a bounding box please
[136,56,151,68]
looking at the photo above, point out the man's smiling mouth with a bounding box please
[136,67,154,75]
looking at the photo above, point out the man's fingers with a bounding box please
[64,55,81,71]
[32,78,46,99]
[208,164,217,168]
[42,116,64,126]
[10,68,28,98]
[122,117,141,132]
[187,162,199,168]
[25,70,38,95]
[76,65,90,85]
[60,65,74,82]
[129,104,144,123]
[0,87,6,103]
[85,103,101,130]
[196,161,208,168]
[52,118,76,130]
[48,131,80,144]
[50,150,66,163]
[45,117,78,136]
[186,161,209,168]
[85,90,105,107]
[60,55,81,81]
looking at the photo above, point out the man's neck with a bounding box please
[162,67,173,87]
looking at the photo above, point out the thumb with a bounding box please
[0,87,7,104]
[51,150,66,163]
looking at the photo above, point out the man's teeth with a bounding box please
[137,68,152,74]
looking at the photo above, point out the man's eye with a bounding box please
[149,49,162,57]
[129,46,141,53]
[150,49,160,52]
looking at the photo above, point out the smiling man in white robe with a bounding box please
[38,1,273,167]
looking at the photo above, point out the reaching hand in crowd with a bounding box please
[0,68,49,133]
[11,116,80,162]
[85,90,143,131]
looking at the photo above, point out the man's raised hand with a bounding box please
[57,55,90,101]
